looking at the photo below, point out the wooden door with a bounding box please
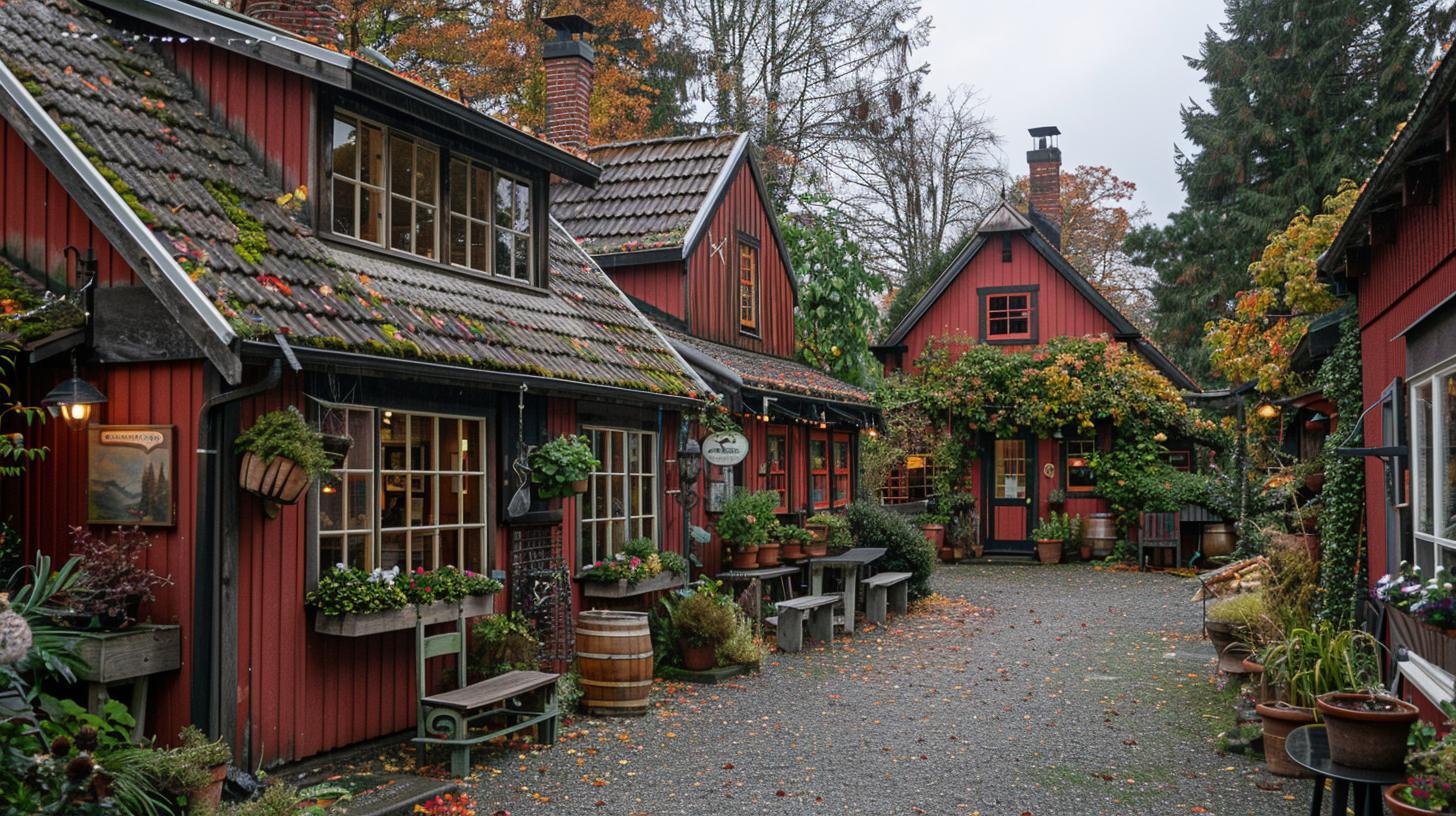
[985,435,1034,553]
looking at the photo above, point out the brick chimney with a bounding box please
[1026,126,1063,231]
[240,0,339,43]
[543,15,595,151]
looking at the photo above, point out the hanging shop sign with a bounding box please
[701,431,750,467]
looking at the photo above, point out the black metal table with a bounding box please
[1285,724,1404,816]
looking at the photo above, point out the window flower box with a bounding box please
[579,570,684,599]
[314,594,496,637]
[1386,604,1456,676]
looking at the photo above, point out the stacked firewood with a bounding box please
[1192,556,1271,601]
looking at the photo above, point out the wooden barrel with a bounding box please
[1084,512,1116,557]
[575,610,654,717]
[1201,523,1236,557]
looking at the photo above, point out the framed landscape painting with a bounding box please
[88,425,176,526]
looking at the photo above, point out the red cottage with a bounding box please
[552,127,879,576]
[1319,49,1456,712]
[0,0,717,768]
[872,129,1198,556]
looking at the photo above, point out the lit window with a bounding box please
[766,428,789,512]
[578,427,658,566]
[831,434,852,508]
[810,432,829,509]
[738,240,759,332]
[1065,438,1096,492]
[986,293,1032,340]
[316,405,487,575]
[1160,449,1192,472]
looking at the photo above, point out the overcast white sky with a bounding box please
[915,1,1226,225]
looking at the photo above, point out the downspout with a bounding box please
[191,358,282,742]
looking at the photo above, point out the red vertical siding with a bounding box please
[1,119,130,287]
[165,42,313,191]
[685,163,795,357]
[607,260,686,320]
[20,361,206,747]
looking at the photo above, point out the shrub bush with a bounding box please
[470,612,539,677]
[847,501,935,600]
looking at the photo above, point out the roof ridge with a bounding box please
[590,131,741,152]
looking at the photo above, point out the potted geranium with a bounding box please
[1031,512,1073,565]
[235,406,332,505]
[807,512,852,556]
[1387,726,1456,815]
[716,490,778,569]
[529,434,600,499]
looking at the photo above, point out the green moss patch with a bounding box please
[204,180,269,265]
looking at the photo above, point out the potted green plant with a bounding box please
[667,583,738,670]
[148,726,232,811]
[579,538,689,597]
[1047,487,1067,508]
[807,512,853,556]
[1204,591,1269,673]
[235,406,332,505]
[529,434,600,499]
[1387,720,1456,815]
[775,524,812,561]
[1318,690,1420,771]
[1257,624,1382,777]
[306,565,502,636]
[1031,512,1073,565]
[716,490,778,569]
[916,510,948,556]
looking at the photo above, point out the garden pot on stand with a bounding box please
[781,540,804,561]
[1204,620,1253,674]
[805,528,829,558]
[1035,539,1062,564]
[1316,692,1420,771]
[1255,702,1317,777]
[729,545,759,570]
[756,541,781,568]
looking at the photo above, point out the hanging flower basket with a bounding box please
[240,451,312,504]
[235,407,332,506]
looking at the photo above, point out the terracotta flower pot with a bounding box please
[1079,544,1092,561]
[1304,471,1326,492]
[1035,539,1062,564]
[939,545,958,564]
[1316,692,1420,771]
[756,542,781,568]
[781,540,804,560]
[1255,702,1317,777]
[188,764,228,812]
[921,523,945,550]
[680,641,716,671]
[1204,619,1254,673]
[806,539,828,558]
[239,451,312,504]
[1385,784,1446,816]
[729,545,759,570]
[971,543,984,558]
[572,478,589,494]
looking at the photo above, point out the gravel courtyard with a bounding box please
[463,563,1313,815]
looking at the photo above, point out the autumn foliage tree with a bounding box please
[1011,165,1152,326]
[335,0,671,143]
[1203,180,1356,394]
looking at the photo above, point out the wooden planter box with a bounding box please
[313,594,496,637]
[72,624,182,684]
[580,571,685,599]
[1387,605,1456,676]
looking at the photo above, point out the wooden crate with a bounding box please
[72,624,182,684]
[314,594,496,637]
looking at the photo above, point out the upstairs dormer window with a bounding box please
[738,234,759,333]
[330,109,537,284]
[980,286,1038,343]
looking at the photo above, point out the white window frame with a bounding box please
[1411,359,1456,574]
[577,426,659,566]
[315,402,489,575]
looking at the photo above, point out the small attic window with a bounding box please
[979,285,1038,344]
[1001,234,1012,262]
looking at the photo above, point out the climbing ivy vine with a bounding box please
[1315,311,1364,626]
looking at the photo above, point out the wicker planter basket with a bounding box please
[240,451,312,505]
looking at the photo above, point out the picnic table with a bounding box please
[716,565,799,602]
[809,548,886,634]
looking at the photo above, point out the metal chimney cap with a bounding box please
[543,14,594,38]
[1028,126,1061,137]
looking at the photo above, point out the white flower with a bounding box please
[335,562,347,572]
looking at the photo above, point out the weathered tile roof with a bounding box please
[552,133,742,255]
[0,0,702,397]
[658,326,875,407]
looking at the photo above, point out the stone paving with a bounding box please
[462,563,1314,815]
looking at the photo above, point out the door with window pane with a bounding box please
[985,435,1034,553]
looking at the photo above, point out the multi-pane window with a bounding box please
[810,432,829,509]
[331,110,536,282]
[993,439,1027,499]
[881,454,940,503]
[1065,438,1096,492]
[831,433,852,508]
[330,114,385,245]
[738,240,759,332]
[578,427,658,565]
[1412,367,1456,573]
[765,428,788,512]
[495,174,533,282]
[986,293,1032,340]
[1160,449,1193,472]
[387,134,439,259]
[316,405,488,576]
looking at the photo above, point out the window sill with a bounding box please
[316,232,551,297]
[312,594,496,637]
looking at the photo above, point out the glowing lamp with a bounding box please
[1255,401,1280,420]
[41,377,107,430]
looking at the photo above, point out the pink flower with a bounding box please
[745,515,756,525]
[416,566,425,575]
[630,557,641,567]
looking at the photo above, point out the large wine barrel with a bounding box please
[1201,523,1236,558]
[1084,512,1116,558]
[575,610,654,717]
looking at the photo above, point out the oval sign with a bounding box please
[701,431,750,467]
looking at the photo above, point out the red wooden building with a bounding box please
[873,129,1197,555]
[0,0,733,769]
[553,130,878,575]
[1319,47,1456,711]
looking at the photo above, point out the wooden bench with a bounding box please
[413,609,560,777]
[1138,511,1179,570]
[772,595,839,652]
[862,572,912,625]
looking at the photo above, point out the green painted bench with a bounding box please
[413,609,559,777]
